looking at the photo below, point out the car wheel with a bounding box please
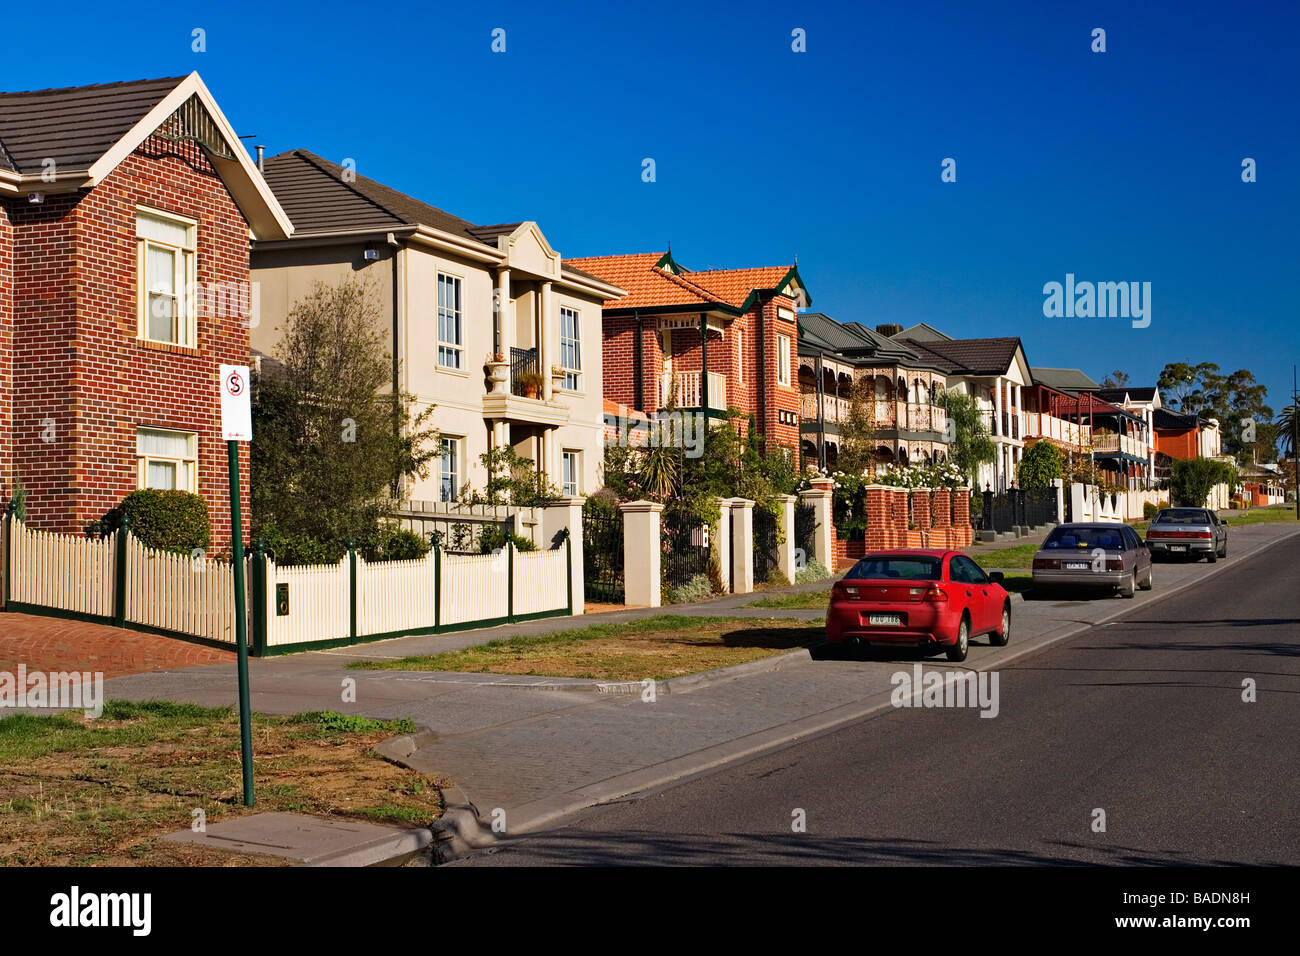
[1121,573,1136,598]
[1219,539,1228,558]
[947,616,970,662]
[1207,549,1217,563]
[989,603,1010,646]
[1140,565,1153,590]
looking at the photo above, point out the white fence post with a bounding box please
[542,496,585,616]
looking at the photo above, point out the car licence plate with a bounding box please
[1170,545,1186,552]
[1064,561,1089,570]
[868,613,902,626]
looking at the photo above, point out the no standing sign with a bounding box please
[220,364,252,441]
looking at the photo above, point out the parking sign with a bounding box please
[220,364,252,441]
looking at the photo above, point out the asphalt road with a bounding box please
[454,531,1300,866]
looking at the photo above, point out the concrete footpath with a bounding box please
[95,519,1300,863]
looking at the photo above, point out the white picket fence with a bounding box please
[4,516,574,654]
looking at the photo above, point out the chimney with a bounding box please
[255,145,265,173]
[876,323,903,337]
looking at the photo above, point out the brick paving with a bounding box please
[0,612,233,679]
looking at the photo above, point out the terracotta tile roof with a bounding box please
[565,253,730,310]
[685,266,794,308]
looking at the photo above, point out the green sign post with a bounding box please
[221,364,255,806]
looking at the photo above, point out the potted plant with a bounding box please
[518,370,544,399]
[550,364,566,385]
[485,352,509,393]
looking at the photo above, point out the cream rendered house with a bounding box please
[250,150,623,505]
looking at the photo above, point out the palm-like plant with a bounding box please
[1277,403,1298,456]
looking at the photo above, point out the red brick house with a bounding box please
[566,250,809,455]
[0,73,292,544]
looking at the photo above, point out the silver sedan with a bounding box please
[1145,508,1228,562]
[1031,522,1153,598]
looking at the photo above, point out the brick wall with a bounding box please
[0,201,11,502]
[6,137,252,546]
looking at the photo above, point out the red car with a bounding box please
[826,549,1011,662]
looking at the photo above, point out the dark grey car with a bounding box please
[1031,522,1153,598]
[1145,507,1228,562]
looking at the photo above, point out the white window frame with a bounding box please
[559,305,581,391]
[136,426,198,492]
[437,273,464,370]
[439,436,461,502]
[561,449,580,497]
[777,333,791,386]
[136,207,197,347]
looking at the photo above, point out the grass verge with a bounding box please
[747,591,830,610]
[348,614,825,681]
[1222,505,1297,527]
[0,701,443,866]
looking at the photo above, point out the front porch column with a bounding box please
[620,500,663,608]
[730,498,754,594]
[496,268,512,355]
[1013,383,1022,437]
[540,280,554,401]
[992,378,1003,437]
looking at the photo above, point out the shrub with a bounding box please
[664,573,713,605]
[762,569,792,589]
[116,489,211,554]
[1143,502,1160,520]
[1017,440,1062,490]
[795,559,830,584]
[9,478,27,521]
[478,524,537,554]
[364,525,430,562]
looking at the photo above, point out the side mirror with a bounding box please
[988,571,1004,584]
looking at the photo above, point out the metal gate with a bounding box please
[752,506,778,584]
[582,504,624,603]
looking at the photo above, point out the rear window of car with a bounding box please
[1043,527,1127,551]
[1154,509,1211,524]
[845,555,943,581]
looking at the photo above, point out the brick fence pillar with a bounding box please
[864,484,889,553]
[713,498,733,594]
[912,488,931,547]
[799,478,834,571]
[730,498,754,594]
[932,486,952,546]
[952,487,972,546]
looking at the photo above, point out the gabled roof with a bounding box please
[263,149,485,240]
[892,322,951,342]
[897,336,1023,377]
[797,313,934,367]
[1094,386,1159,404]
[0,72,291,238]
[1031,367,1102,392]
[565,253,732,311]
[0,75,186,172]
[686,265,808,310]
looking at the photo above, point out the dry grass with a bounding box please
[0,702,445,866]
[350,615,825,681]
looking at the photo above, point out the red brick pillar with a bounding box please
[911,488,931,547]
[932,486,952,546]
[952,487,973,546]
[864,485,889,553]
[891,488,908,547]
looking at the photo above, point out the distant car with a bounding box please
[1031,522,1153,598]
[826,549,1010,662]
[1145,507,1227,562]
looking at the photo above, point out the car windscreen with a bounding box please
[1154,509,1211,524]
[1042,527,1126,551]
[845,555,943,581]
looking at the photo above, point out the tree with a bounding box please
[834,376,877,477]
[937,390,996,488]
[1100,370,1130,388]
[251,277,439,559]
[1017,440,1062,489]
[1157,361,1272,462]
[1170,457,1237,508]
[1276,403,1298,457]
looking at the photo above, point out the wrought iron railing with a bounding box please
[510,347,539,397]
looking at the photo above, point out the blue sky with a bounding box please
[4,0,1297,412]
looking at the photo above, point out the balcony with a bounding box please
[660,370,726,411]
[481,345,571,426]
[1092,432,1145,457]
[800,392,852,424]
[1032,413,1090,447]
[876,402,946,434]
[510,347,539,398]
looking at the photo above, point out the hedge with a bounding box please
[117,490,211,554]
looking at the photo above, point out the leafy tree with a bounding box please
[1170,457,1237,508]
[476,446,561,507]
[937,390,996,488]
[1100,370,1130,388]
[1157,361,1272,462]
[835,376,878,477]
[251,277,439,557]
[1157,361,1220,412]
[1016,440,1063,490]
[1276,403,1298,457]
